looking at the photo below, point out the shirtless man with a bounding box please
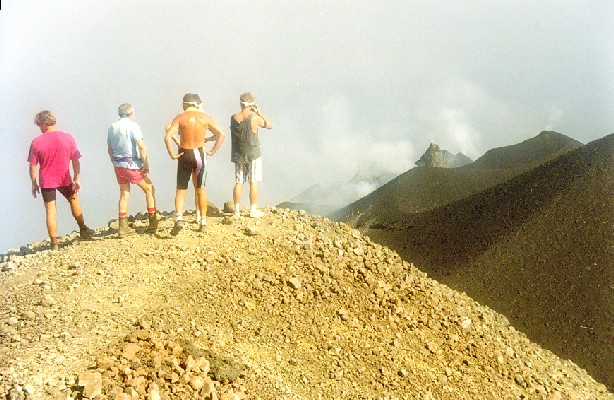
[170,131,215,223]
[164,93,224,235]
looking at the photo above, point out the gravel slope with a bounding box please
[1,208,612,399]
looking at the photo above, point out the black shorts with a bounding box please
[176,148,207,190]
[41,185,76,203]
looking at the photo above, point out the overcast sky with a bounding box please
[1,0,612,251]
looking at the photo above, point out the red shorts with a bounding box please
[114,166,145,184]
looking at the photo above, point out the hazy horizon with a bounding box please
[1,1,613,251]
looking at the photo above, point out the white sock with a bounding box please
[250,204,258,212]
[234,204,240,214]
[201,217,207,226]
[196,210,201,221]
[176,213,183,221]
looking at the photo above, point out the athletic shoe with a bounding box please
[51,243,59,251]
[199,223,207,233]
[249,209,264,218]
[170,220,184,236]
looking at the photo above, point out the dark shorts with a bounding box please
[41,185,76,203]
[177,148,207,190]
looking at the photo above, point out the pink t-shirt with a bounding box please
[27,131,81,189]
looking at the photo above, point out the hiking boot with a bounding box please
[170,220,184,236]
[50,242,59,251]
[147,213,158,233]
[199,223,207,233]
[118,217,133,238]
[80,226,94,240]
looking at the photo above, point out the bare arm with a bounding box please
[136,139,149,174]
[164,119,183,160]
[252,105,273,130]
[29,164,39,198]
[107,145,113,161]
[72,158,81,192]
[205,119,225,156]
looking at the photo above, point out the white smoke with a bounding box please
[286,95,416,207]
[440,108,481,158]
[545,105,564,131]
[319,95,414,180]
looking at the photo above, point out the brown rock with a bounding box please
[195,357,210,374]
[200,376,216,396]
[287,277,302,290]
[122,343,142,361]
[97,357,116,369]
[189,375,205,390]
[223,201,235,213]
[78,372,102,398]
[41,294,57,307]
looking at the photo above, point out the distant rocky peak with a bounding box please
[415,143,473,168]
[537,130,562,138]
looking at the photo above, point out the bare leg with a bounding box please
[193,172,201,221]
[67,193,86,228]
[116,184,132,237]
[233,182,243,216]
[195,191,200,219]
[137,177,157,233]
[196,187,207,221]
[66,192,92,239]
[118,183,131,214]
[249,181,258,206]
[170,188,188,236]
[233,183,243,204]
[136,177,155,210]
[44,200,58,240]
[175,189,187,216]
[249,181,263,218]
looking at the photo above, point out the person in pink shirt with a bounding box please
[28,110,93,250]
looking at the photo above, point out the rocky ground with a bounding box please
[1,208,612,399]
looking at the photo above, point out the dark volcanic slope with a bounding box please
[331,167,518,224]
[333,131,582,224]
[469,130,583,169]
[364,134,614,389]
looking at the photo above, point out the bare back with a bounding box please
[175,109,210,149]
